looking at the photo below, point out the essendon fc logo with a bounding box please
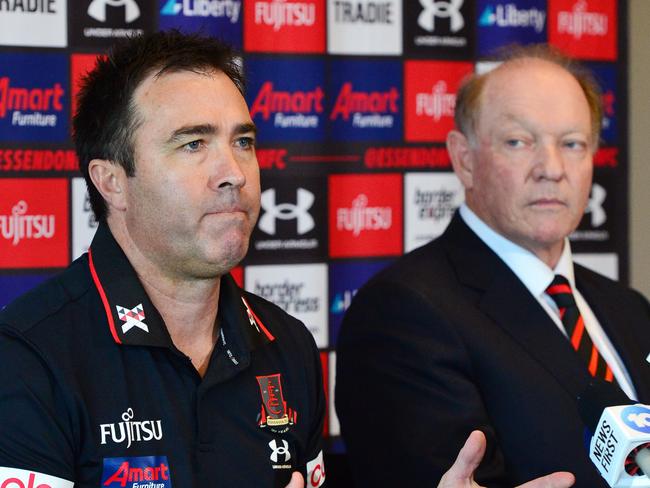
[256,373,297,433]
[244,0,325,53]
[0,179,69,269]
[548,0,617,60]
[329,174,402,258]
[404,60,472,142]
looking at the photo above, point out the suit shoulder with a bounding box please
[0,255,93,334]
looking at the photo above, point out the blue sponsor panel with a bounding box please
[589,63,617,144]
[329,260,392,345]
[245,58,326,143]
[477,0,547,56]
[0,274,52,309]
[102,456,172,487]
[327,59,402,142]
[0,53,69,142]
[158,0,242,47]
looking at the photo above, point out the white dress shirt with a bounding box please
[459,204,636,400]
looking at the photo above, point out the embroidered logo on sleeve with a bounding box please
[256,373,297,433]
[0,467,74,488]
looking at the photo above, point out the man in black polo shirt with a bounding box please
[0,31,324,488]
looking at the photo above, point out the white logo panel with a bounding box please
[404,172,464,252]
[0,0,67,47]
[328,351,340,436]
[306,450,326,487]
[72,177,99,260]
[245,263,328,348]
[573,253,619,281]
[327,0,402,55]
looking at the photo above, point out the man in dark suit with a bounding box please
[336,44,650,487]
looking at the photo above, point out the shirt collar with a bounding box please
[459,204,575,297]
[87,221,273,354]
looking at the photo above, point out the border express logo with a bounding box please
[0,178,69,269]
[0,53,69,142]
[477,0,547,56]
[404,172,464,252]
[102,456,171,487]
[245,263,328,347]
[244,0,325,53]
[404,60,473,142]
[246,58,325,142]
[548,0,617,60]
[159,0,242,46]
[327,0,402,55]
[328,59,402,142]
[329,174,402,258]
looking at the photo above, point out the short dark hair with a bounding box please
[455,43,603,149]
[72,30,245,221]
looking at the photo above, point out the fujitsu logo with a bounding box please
[254,0,316,31]
[415,81,455,121]
[557,0,608,39]
[336,194,392,236]
[330,82,399,120]
[0,77,64,119]
[99,408,163,448]
[0,200,55,246]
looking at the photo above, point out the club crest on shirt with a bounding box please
[256,373,297,433]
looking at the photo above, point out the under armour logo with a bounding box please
[88,0,141,23]
[269,439,291,463]
[585,183,606,227]
[116,303,148,334]
[418,0,464,33]
[259,188,315,236]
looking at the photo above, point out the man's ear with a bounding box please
[88,159,128,212]
[446,130,476,190]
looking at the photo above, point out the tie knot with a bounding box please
[546,275,577,309]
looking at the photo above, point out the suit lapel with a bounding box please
[442,214,594,397]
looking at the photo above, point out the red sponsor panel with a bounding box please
[71,54,102,118]
[244,0,325,53]
[404,61,473,142]
[0,178,69,269]
[548,0,617,60]
[329,174,402,258]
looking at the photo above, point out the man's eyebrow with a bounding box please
[166,124,217,144]
[234,122,257,136]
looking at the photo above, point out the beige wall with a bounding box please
[629,0,650,296]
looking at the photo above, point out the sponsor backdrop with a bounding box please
[0,0,628,484]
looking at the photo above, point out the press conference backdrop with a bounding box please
[0,0,628,472]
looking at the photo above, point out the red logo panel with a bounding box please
[244,0,325,53]
[548,0,617,60]
[329,174,402,258]
[70,54,102,119]
[404,61,473,142]
[0,178,69,269]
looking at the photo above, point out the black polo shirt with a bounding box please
[0,222,326,488]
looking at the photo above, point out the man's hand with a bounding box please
[285,471,304,488]
[437,431,575,488]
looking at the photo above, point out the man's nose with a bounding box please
[207,147,247,190]
[533,142,565,181]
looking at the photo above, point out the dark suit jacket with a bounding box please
[335,214,650,487]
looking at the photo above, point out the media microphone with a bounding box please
[578,381,650,487]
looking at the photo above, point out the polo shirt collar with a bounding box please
[87,221,274,354]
